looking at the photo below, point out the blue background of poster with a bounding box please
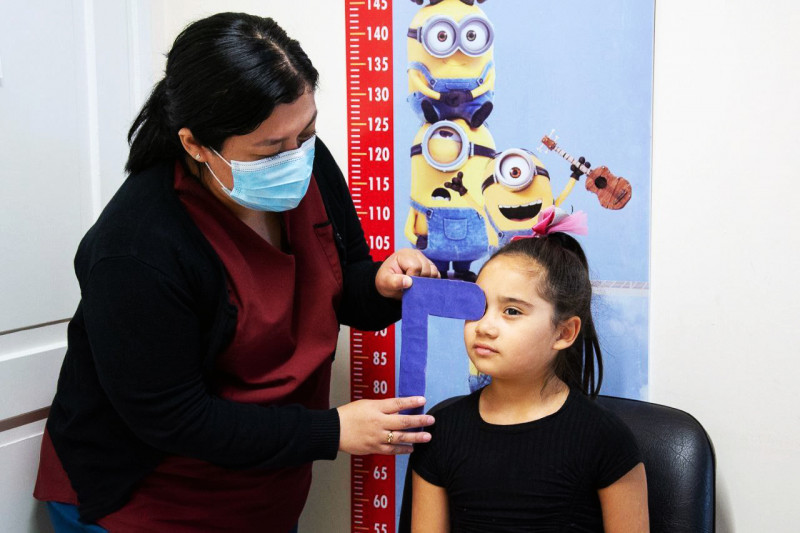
[390,0,653,521]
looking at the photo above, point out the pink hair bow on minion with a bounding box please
[513,206,588,240]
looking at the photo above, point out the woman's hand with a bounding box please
[375,248,440,299]
[337,396,435,455]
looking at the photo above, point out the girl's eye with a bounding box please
[504,308,521,316]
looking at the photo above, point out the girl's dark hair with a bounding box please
[488,234,603,398]
[126,13,319,174]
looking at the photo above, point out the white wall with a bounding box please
[650,1,800,531]
[0,1,150,531]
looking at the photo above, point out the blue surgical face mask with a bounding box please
[205,135,316,212]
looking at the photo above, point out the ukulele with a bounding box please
[541,135,632,210]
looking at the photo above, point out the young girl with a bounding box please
[409,225,649,532]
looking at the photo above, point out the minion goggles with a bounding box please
[410,120,496,172]
[481,149,550,193]
[407,14,494,58]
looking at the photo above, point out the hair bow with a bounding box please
[513,206,588,240]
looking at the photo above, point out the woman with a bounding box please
[34,12,437,532]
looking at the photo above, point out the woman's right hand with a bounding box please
[337,396,434,455]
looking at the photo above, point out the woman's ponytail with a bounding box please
[125,79,181,174]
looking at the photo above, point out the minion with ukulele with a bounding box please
[405,119,495,280]
[407,0,495,128]
[442,147,587,249]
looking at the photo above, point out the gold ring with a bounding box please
[386,431,394,444]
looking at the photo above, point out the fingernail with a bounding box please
[426,416,435,425]
[403,276,412,288]
[421,433,432,442]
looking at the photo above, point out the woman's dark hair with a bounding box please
[126,13,319,174]
[488,234,603,398]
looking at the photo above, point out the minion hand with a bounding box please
[444,171,469,196]
[416,235,428,250]
[442,89,474,107]
[570,156,590,180]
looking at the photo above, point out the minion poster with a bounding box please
[390,0,653,522]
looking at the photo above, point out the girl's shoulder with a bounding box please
[423,392,481,431]
[567,393,643,488]
[427,394,472,415]
[566,391,640,448]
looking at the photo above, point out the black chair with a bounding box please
[596,395,715,532]
[399,395,715,532]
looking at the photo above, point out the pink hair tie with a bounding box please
[512,206,588,241]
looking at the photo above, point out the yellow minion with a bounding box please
[405,119,495,280]
[407,0,495,128]
[484,149,581,247]
[453,148,579,248]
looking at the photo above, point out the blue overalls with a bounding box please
[485,208,535,250]
[407,61,494,125]
[409,200,489,275]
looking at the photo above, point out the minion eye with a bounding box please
[420,120,472,172]
[427,126,463,165]
[460,18,492,56]
[432,127,458,140]
[425,21,456,56]
[496,151,534,190]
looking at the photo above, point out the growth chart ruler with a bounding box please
[346,1,396,532]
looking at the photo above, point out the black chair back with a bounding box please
[596,395,715,533]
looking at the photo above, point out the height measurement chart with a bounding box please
[346,1,396,532]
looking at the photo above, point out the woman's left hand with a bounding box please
[376,248,440,299]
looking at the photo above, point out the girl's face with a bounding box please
[464,254,568,383]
